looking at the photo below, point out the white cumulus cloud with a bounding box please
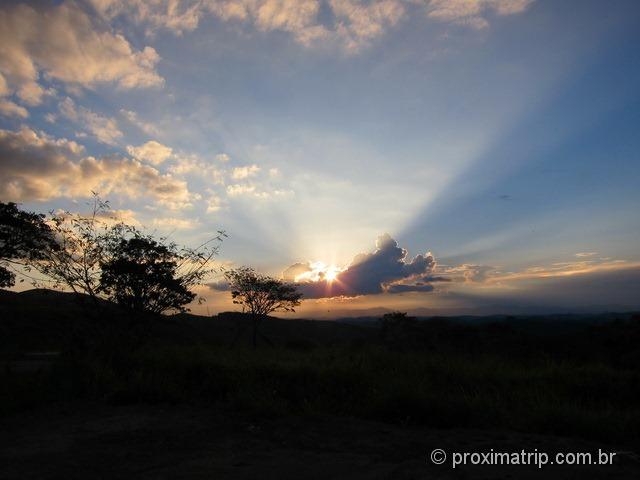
[0,2,163,108]
[127,140,174,165]
[0,127,191,208]
[231,164,260,180]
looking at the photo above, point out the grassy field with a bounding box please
[4,343,640,447]
[2,290,640,450]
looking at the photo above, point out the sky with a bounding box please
[1,0,639,317]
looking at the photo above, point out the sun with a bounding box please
[293,262,342,284]
[324,266,339,283]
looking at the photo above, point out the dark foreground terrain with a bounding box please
[2,289,640,478]
[3,405,640,479]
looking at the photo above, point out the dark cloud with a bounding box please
[295,233,438,299]
[209,234,444,299]
[423,275,452,283]
[386,283,435,294]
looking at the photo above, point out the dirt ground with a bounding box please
[1,404,639,479]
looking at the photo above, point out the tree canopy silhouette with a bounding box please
[225,267,302,347]
[0,202,57,287]
[100,234,201,314]
[1,195,224,316]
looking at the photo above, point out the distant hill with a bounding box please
[0,289,121,353]
[2,288,639,356]
[337,311,639,331]
[0,289,377,352]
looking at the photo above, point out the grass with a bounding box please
[4,343,639,446]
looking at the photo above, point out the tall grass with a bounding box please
[3,344,639,445]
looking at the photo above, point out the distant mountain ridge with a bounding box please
[2,288,638,352]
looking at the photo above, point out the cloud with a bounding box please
[89,0,203,36]
[0,73,28,118]
[151,216,199,229]
[0,99,28,118]
[231,164,260,179]
[226,183,294,199]
[168,154,291,202]
[168,154,226,184]
[87,0,534,53]
[386,283,434,293]
[426,0,534,29]
[329,0,406,51]
[51,207,142,229]
[0,73,9,97]
[282,262,314,282]
[486,258,638,284]
[71,208,141,226]
[445,265,640,315]
[120,109,161,136]
[238,0,324,43]
[127,140,174,165]
[215,153,231,162]
[288,233,438,298]
[59,97,123,145]
[0,2,163,107]
[444,263,496,282]
[90,0,327,41]
[206,194,225,213]
[226,183,257,196]
[0,127,191,207]
[209,0,406,50]
[104,209,140,225]
[433,257,638,291]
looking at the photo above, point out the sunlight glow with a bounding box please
[324,266,339,283]
[294,261,343,284]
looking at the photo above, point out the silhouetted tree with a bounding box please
[225,267,302,348]
[0,202,57,287]
[100,233,212,314]
[2,196,224,356]
[380,312,419,349]
[23,194,118,300]
[15,194,224,313]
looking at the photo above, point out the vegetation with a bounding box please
[1,197,225,357]
[0,202,57,287]
[35,195,114,298]
[2,318,640,446]
[1,196,224,315]
[100,233,215,314]
[2,199,639,452]
[225,267,302,347]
